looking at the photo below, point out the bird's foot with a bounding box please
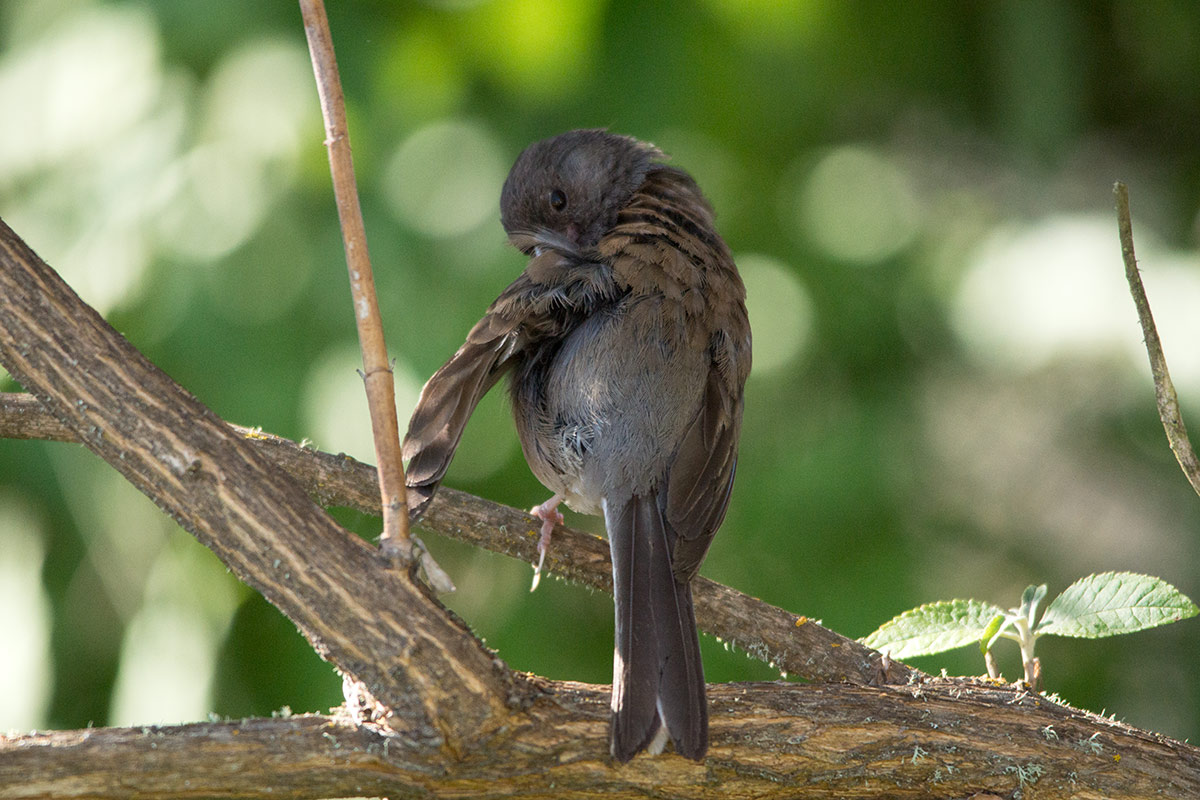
[529,494,564,592]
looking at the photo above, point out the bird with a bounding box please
[402,129,751,763]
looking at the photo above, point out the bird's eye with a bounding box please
[548,188,568,212]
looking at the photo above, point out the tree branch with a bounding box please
[0,390,906,688]
[3,681,1197,799]
[0,216,514,752]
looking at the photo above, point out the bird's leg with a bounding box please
[529,494,565,591]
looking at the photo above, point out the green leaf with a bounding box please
[1036,572,1199,639]
[1019,584,1048,627]
[979,612,1007,653]
[1021,583,1047,609]
[862,599,1006,659]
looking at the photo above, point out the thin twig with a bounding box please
[299,0,414,563]
[1114,182,1200,497]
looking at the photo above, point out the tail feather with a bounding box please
[608,495,661,760]
[607,494,707,762]
[650,529,706,757]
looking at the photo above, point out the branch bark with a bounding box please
[0,216,514,753]
[3,681,1197,799]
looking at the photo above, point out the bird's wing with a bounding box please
[663,344,744,583]
[403,251,619,518]
[600,167,751,583]
[401,311,521,518]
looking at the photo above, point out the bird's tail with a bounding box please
[606,493,707,763]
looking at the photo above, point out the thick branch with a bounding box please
[3,680,1198,799]
[0,216,514,751]
[0,391,909,687]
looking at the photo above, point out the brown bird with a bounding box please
[402,129,750,762]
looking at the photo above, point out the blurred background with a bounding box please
[2,0,1199,743]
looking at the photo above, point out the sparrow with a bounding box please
[402,129,751,762]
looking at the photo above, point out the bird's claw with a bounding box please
[529,496,564,592]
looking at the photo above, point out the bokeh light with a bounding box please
[156,40,315,262]
[301,345,424,463]
[382,119,507,238]
[790,145,922,266]
[1128,252,1200,396]
[739,253,814,376]
[953,213,1200,394]
[0,495,52,731]
[953,214,1133,369]
[200,40,315,163]
[0,4,166,314]
[0,6,161,183]
[457,0,602,98]
[108,538,241,726]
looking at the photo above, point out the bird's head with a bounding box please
[500,129,662,258]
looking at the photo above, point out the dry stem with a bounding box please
[299,0,414,563]
[1114,182,1200,496]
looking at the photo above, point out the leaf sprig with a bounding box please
[863,572,1198,684]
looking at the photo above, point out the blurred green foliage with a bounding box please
[1,0,1199,744]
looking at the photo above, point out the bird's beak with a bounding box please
[508,229,581,259]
